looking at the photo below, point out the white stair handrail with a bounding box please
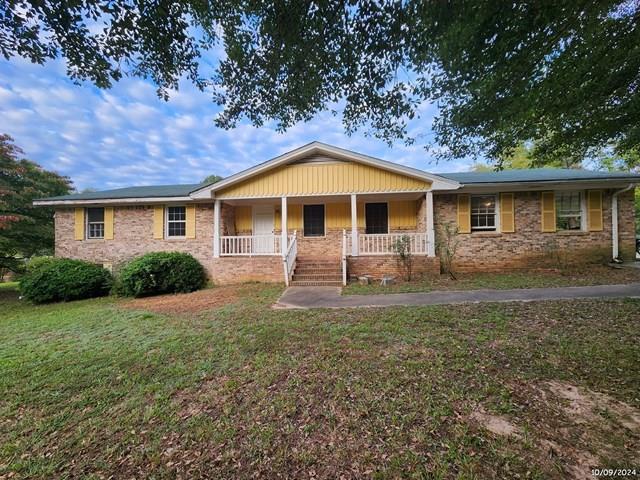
[341,229,347,286]
[283,230,298,286]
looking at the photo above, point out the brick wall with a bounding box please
[208,256,284,284]
[53,189,636,283]
[348,255,440,280]
[433,190,636,271]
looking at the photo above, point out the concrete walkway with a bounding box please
[275,283,640,309]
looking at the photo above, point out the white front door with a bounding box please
[253,206,275,253]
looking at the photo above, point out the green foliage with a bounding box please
[19,258,112,304]
[116,252,206,298]
[593,147,639,234]
[436,222,460,278]
[1,3,637,164]
[0,134,72,273]
[25,255,57,273]
[201,174,223,185]
[391,235,414,281]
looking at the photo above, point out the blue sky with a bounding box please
[0,56,475,191]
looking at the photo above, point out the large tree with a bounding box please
[1,1,638,166]
[0,135,71,273]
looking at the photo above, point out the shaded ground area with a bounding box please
[1,282,639,479]
[344,264,640,295]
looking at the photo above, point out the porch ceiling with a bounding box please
[221,191,425,206]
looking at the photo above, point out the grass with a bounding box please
[1,283,639,478]
[343,265,640,295]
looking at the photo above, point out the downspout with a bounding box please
[611,184,635,261]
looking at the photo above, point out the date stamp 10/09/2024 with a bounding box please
[591,468,637,477]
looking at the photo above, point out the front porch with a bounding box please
[211,192,437,285]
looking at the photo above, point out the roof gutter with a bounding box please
[611,184,635,261]
[33,196,193,206]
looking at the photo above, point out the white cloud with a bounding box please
[0,57,477,190]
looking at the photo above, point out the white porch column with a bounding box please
[350,193,358,256]
[426,191,435,257]
[281,196,288,257]
[213,199,221,258]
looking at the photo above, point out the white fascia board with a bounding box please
[33,196,194,206]
[189,141,460,199]
[436,179,640,194]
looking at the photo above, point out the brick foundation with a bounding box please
[209,256,284,284]
[348,255,440,280]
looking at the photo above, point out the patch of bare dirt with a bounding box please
[471,380,640,479]
[120,286,243,314]
[545,380,640,431]
[469,407,522,438]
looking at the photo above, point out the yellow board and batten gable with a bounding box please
[214,161,432,199]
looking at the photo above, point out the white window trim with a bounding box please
[165,205,187,238]
[470,194,500,233]
[85,207,105,239]
[555,190,586,232]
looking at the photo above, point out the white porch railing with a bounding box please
[347,232,430,256]
[283,231,297,286]
[220,235,282,256]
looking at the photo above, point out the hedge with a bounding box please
[20,258,113,304]
[116,252,206,297]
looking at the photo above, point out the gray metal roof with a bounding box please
[39,183,203,201]
[439,168,640,184]
[37,168,640,202]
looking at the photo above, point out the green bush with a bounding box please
[116,252,206,298]
[26,256,57,273]
[20,258,113,304]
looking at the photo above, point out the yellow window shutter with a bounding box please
[541,191,556,232]
[74,208,84,240]
[500,193,515,233]
[153,206,164,239]
[104,207,114,240]
[457,194,471,233]
[588,190,603,231]
[185,205,196,238]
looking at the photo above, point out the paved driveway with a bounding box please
[275,283,640,309]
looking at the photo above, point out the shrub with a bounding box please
[116,252,206,297]
[436,221,460,279]
[20,258,113,304]
[26,255,57,273]
[392,235,414,281]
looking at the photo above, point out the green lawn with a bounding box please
[1,283,639,478]
[344,265,640,295]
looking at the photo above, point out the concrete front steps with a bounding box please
[291,257,342,286]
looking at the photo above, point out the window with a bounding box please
[556,191,582,231]
[365,203,388,234]
[471,195,497,231]
[303,204,324,237]
[166,206,186,237]
[86,207,104,239]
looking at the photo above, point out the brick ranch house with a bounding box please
[35,142,639,286]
